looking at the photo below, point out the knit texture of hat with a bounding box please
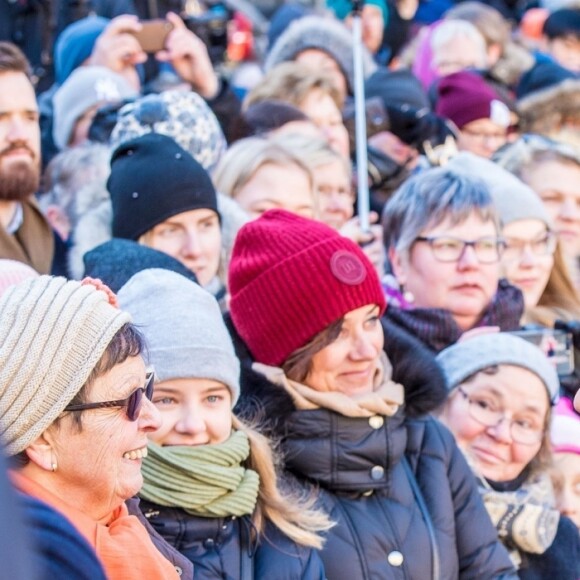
[265,15,377,94]
[446,152,552,228]
[0,260,38,299]
[229,210,386,367]
[436,71,511,129]
[436,333,560,404]
[83,239,198,293]
[53,66,138,150]
[118,269,240,405]
[110,90,227,172]
[108,133,219,241]
[0,276,131,455]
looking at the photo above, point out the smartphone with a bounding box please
[131,20,174,53]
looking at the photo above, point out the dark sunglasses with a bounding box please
[64,371,155,422]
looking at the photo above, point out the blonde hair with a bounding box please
[232,416,333,549]
[244,62,344,112]
[212,136,315,201]
[524,243,580,326]
[446,2,510,49]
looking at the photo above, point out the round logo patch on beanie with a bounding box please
[330,250,367,285]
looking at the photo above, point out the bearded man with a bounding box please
[0,42,53,273]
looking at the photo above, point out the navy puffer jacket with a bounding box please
[231,317,518,580]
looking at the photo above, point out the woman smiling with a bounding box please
[437,333,580,579]
[118,269,330,579]
[0,276,188,579]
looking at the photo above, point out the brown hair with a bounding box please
[281,318,344,383]
[0,42,31,78]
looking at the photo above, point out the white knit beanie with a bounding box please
[53,65,138,150]
[0,276,131,455]
[118,269,240,406]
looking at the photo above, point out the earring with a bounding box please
[402,287,415,304]
[51,463,57,472]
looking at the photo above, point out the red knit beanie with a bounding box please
[436,71,511,129]
[228,210,386,366]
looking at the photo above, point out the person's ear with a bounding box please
[25,432,57,472]
[389,246,408,286]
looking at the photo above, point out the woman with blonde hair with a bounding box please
[245,62,350,159]
[213,135,316,220]
[118,268,330,578]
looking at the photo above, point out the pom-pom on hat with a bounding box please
[108,133,219,241]
[0,276,131,455]
[228,210,386,367]
[436,71,511,129]
[118,269,240,405]
[436,332,560,404]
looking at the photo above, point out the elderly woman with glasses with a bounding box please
[383,166,523,353]
[437,333,580,579]
[0,276,192,579]
[446,152,580,329]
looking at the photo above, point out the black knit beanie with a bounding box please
[108,133,219,241]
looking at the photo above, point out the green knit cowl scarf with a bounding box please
[140,430,260,518]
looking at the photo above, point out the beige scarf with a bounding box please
[254,353,404,418]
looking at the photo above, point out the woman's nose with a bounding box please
[181,232,202,258]
[518,245,537,268]
[140,398,162,432]
[486,417,513,443]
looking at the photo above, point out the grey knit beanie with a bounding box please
[0,276,131,455]
[436,333,560,404]
[118,269,240,405]
[265,15,377,93]
[53,65,138,150]
[446,152,552,228]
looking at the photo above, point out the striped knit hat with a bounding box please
[0,276,131,455]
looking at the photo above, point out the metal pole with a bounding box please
[352,0,370,233]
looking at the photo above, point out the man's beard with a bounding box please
[0,146,40,202]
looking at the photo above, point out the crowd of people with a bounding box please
[1,0,580,578]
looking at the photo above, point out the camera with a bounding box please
[182,2,230,65]
[513,320,580,399]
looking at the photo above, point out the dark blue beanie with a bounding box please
[54,16,109,85]
[517,60,577,100]
[108,133,219,241]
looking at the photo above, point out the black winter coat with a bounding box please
[138,501,325,580]
[230,316,518,580]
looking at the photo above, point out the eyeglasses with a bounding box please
[414,235,505,264]
[461,128,508,144]
[64,371,155,422]
[502,232,557,262]
[457,386,544,445]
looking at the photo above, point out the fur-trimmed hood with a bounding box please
[518,78,580,134]
[228,314,448,437]
[264,14,377,95]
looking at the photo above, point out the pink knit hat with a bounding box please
[228,210,386,366]
[0,260,38,299]
[436,71,511,129]
[551,397,580,455]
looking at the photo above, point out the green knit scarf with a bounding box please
[140,430,260,518]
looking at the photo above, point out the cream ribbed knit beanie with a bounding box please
[0,276,131,455]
